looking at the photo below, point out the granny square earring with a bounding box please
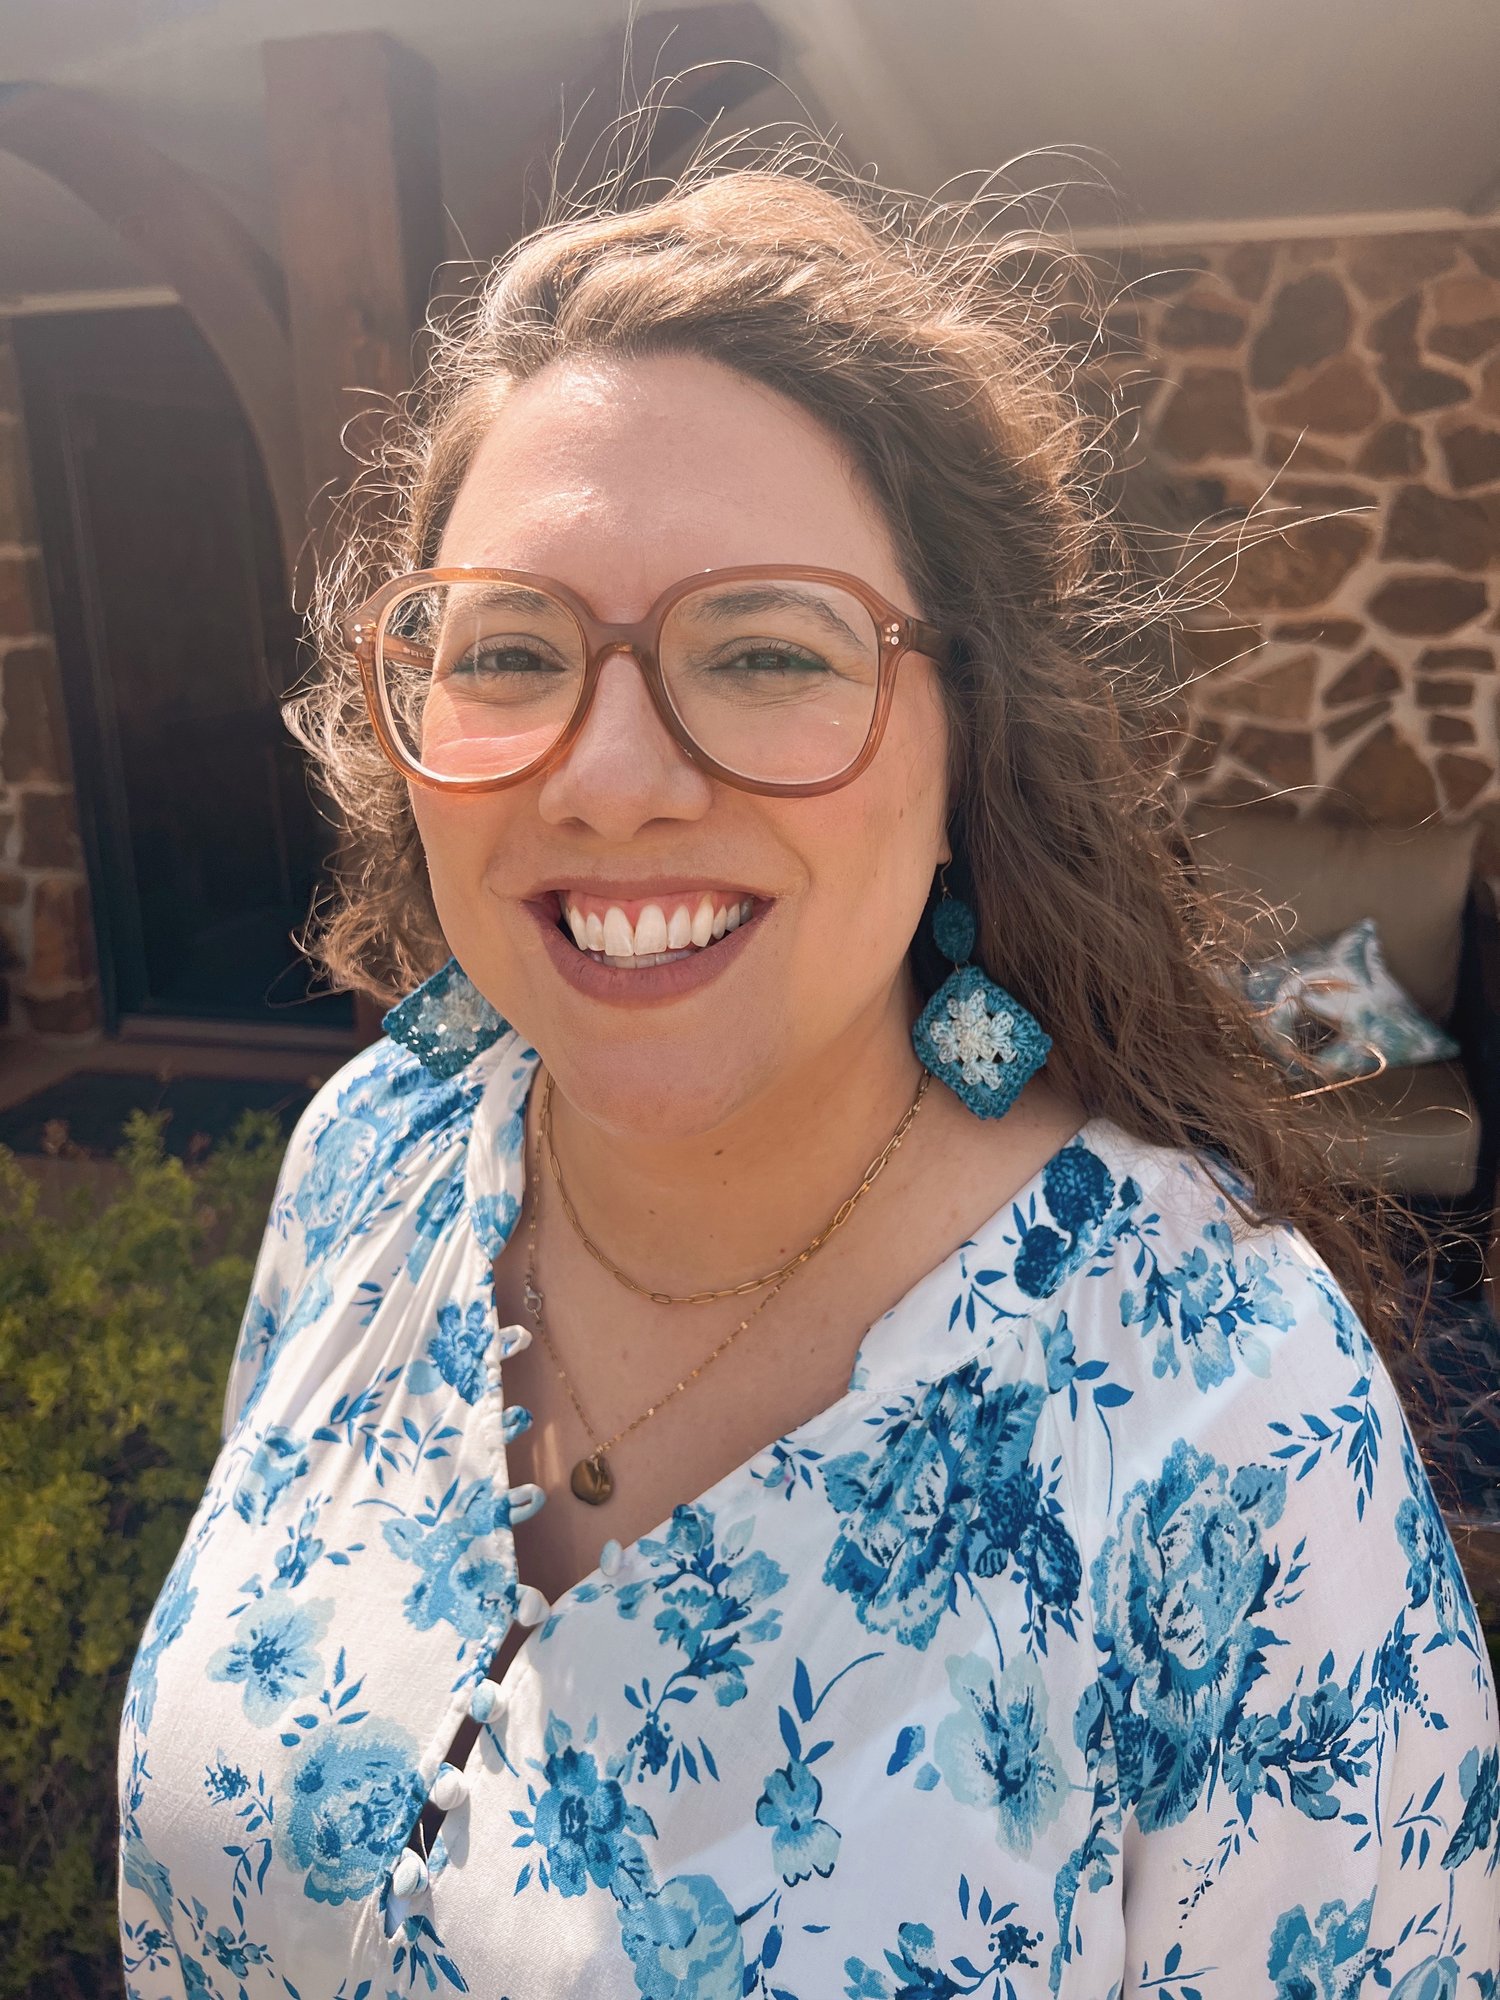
[913,893,1052,1118]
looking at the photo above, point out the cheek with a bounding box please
[408,789,511,933]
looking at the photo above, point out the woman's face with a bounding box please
[413,350,952,1138]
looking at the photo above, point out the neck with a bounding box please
[539,996,927,1298]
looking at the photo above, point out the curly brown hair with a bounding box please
[287,148,1454,1421]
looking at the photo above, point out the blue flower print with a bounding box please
[1441,1744,1499,1870]
[756,1759,841,1884]
[294,1114,378,1259]
[279,1723,424,1904]
[382,1478,515,1639]
[1012,1145,1128,1298]
[121,1827,176,1931]
[407,1299,492,1405]
[617,1873,744,2000]
[233,1425,310,1525]
[125,1540,200,1734]
[236,1273,334,1430]
[625,1504,789,1707]
[404,1170,465,1283]
[532,1744,636,1898]
[207,1598,333,1725]
[1040,1311,1078,1394]
[1395,1431,1479,1648]
[1266,1892,1384,1998]
[822,1365,1078,1650]
[844,1910,1040,2000]
[1091,1439,1286,1830]
[1118,1219,1295,1391]
[933,1651,1065,1854]
[1389,1957,1463,2000]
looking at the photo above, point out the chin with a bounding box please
[540,1029,782,1140]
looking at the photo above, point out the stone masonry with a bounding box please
[0,321,101,1038]
[1116,226,1500,864]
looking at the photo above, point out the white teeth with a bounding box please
[633,904,668,955]
[564,892,758,960]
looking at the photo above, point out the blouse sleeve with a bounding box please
[217,1062,352,1443]
[1055,1165,1500,1995]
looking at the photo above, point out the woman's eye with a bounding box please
[714,645,830,676]
[449,644,562,677]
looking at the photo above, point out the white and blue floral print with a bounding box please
[119,967,1499,1997]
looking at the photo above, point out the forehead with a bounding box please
[434,350,913,617]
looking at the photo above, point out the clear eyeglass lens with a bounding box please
[379,580,586,779]
[660,579,881,783]
[376,576,883,785]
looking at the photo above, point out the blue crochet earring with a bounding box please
[913,885,1052,1118]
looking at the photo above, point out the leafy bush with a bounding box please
[0,1112,283,2000]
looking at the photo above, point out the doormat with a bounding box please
[0,1070,318,1160]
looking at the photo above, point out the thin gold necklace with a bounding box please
[522,1066,929,1505]
[539,1066,930,1305]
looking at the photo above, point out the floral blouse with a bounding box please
[118,959,1500,2000]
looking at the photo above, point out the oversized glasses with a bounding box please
[342,565,948,797]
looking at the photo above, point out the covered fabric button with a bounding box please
[599,1538,623,1577]
[389,1849,428,1899]
[469,1680,500,1724]
[515,1583,549,1627]
[497,1322,533,1359]
[507,1482,545,1525]
[430,1762,468,1813]
[500,1404,533,1443]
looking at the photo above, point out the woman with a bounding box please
[119,164,1498,1998]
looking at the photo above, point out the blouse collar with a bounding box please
[382,956,510,1079]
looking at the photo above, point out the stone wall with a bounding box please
[1122,227,1500,863]
[0,323,100,1039]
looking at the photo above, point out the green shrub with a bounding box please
[0,1112,283,2000]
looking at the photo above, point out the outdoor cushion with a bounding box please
[1300,1057,1480,1199]
[1186,807,1479,1026]
[1238,917,1460,1080]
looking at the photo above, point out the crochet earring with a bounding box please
[912,881,1052,1118]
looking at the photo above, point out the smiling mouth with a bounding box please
[553,890,759,970]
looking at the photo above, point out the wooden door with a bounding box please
[15,306,350,1033]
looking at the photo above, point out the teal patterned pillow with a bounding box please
[1239,917,1460,1080]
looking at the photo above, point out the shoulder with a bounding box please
[270,1024,525,1253]
[1028,1117,1392,1498]
[1032,1115,1492,1680]
[218,1024,530,1439]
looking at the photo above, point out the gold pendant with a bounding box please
[570,1452,614,1505]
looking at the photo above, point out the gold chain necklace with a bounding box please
[522,1065,929,1504]
[539,1066,930,1305]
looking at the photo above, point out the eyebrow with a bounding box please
[689,585,867,650]
[444,586,565,619]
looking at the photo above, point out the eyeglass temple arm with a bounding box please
[347,627,431,670]
[907,617,948,662]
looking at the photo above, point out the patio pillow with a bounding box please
[1238,916,1460,1081]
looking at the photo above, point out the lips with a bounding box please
[524,884,767,1005]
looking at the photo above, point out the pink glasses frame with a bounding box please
[341,564,950,799]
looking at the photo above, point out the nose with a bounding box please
[535,649,714,838]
